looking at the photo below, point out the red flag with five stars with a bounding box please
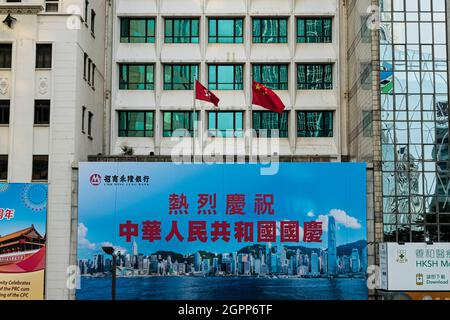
[252,80,285,113]
[195,80,220,107]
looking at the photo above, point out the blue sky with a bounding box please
[0,183,48,237]
[78,163,366,259]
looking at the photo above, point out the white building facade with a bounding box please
[0,0,107,299]
[109,0,346,160]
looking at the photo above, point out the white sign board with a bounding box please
[379,243,450,291]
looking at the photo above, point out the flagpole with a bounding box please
[193,79,197,162]
[249,74,253,162]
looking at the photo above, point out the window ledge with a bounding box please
[31,180,48,183]
[0,68,12,71]
[0,124,9,127]
[34,124,50,128]
[35,68,52,71]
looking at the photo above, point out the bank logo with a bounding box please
[416,273,424,286]
[396,249,408,263]
[89,174,102,186]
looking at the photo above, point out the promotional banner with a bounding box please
[77,162,367,300]
[0,183,48,300]
[379,243,450,291]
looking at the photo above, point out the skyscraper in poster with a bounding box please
[328,216,337,275]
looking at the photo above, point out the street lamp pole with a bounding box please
[102,246,119,300]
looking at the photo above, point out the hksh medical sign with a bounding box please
[0,183,48,300]
[77,162,368,300]
[380,243,450,291]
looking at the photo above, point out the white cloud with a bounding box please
[100,242,127,255]
[316,209,362,232]
[78,223,96,250]
[307,211,315,217]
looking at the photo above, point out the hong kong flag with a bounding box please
[252,80,285,113]
[195,80,220,107]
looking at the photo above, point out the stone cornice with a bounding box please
[0,5,44,15]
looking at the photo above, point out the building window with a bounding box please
[0,44,12,69]
[362,110,373,137]
[253,111,288,138]
[297,17,332,43]
[36,44,52,69]
[84,0,89,23]
[297,64,333,90]
[252,18,288,43]
[208,65,243,90]
[45,0,59,12]
[208,18,243,43]
[83,53,88,80]
[163,111,198,137]
[34,100,50,125]
[118,111,154,137]
[297,111,333,137]
[163,64,198,90]
[120,18,155,43]
[253,64,288,90]
[87,58,92,84]
[88,111,93,137]
[0,155,7,180]
[164,18,199,43]
[360,16,371,43]
[81,106,86,133]
[208,111,243,137]
[91,64,96,89]
[0,100,10,125]
[119,64,154,90]
[91,10,96,35]
[32,155,49,181]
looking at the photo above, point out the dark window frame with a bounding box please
[253,111,289,138]
[207,111,244,137]
[118,111,154,137]
[163,111,198,137]
[0,100,10,125]
[0,155,7,180]
[208,17,244,43]
[297,111,334,137]
[36,43,52,69]
[297,17,332,43]
[119,64,155,90]
[120,17,156,43]
[297,64,333,90]
[252,17,288,43]
[163,64,198,90]
[164,18,200,43]
[32,155,49,181]
[208,64,244,90]
[252,64,289,90]
[34,100,51,125]
[0,44,12,69]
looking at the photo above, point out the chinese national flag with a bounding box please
[252,81,285,113]
[195,80,220,107]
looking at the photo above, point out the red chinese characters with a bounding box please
[303,221,323,243]
[226,194,246,215]
[280,221,299,242]
[169,193,189,215]
[211,221,231,242]
[0,208,15,221]
[119,220,139,242]
[165,221,184,242]
[254,194,275,215]
[142,220,162,242]
[198,194,217,215]
[234,222,254,243]
[257,221,277,242]
[188,221,207,242]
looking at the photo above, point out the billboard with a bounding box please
[379,243,450,291]
[77,162,367,300]
[0,183,48,300]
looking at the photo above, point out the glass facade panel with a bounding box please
[253,111,288,138]
[119,64,154,90]
[209,18,243,43]
[380,0,449,241]
[165,18,199,43]
[297,111,333,137]
[297,64,333,90]
[120,18,155,43]
[118,111,154,137]
[252,18,288,43]
[208,65,243,90]
[208,112,244,137]
[297,18,332,43]
[164,64,199,90]
[252,64,288,90]
[163,111,198,137]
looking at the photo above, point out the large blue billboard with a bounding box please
[77,162,367,300]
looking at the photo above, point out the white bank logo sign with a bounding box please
[89,173,151,187]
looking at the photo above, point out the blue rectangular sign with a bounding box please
[77,162,367,300]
